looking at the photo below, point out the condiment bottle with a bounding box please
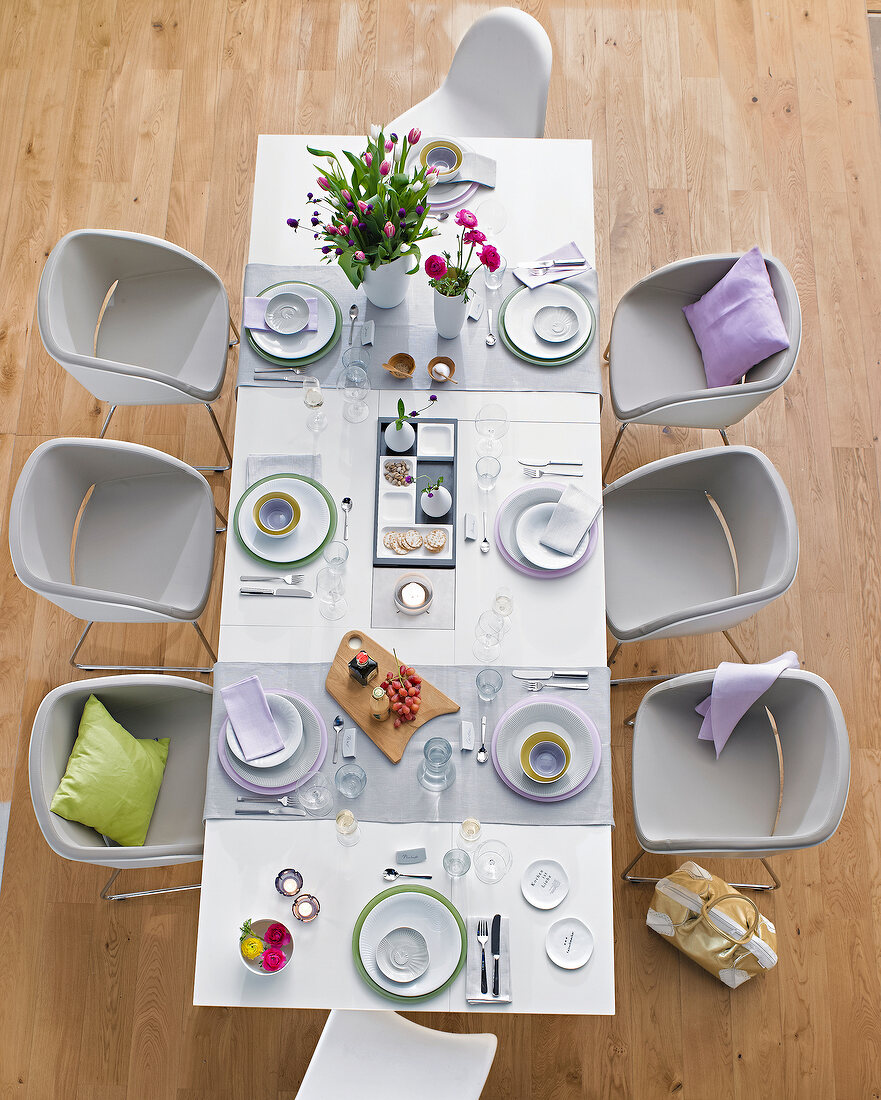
[370,686,391,721]
[348,649,378,686]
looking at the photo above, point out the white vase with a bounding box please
[384,421,416,452]
[420,485,452,518]
[362,255,413,308]
[433,289,468,339]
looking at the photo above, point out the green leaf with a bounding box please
[397,398,406,418]
[306,146,336,159]
[338,249,362,289]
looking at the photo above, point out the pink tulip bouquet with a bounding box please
[290,126,440,289]
[424,210,500,301]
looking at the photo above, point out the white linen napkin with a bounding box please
[515,241,591,290]
[466,916,512,1004]
[246,453,323,486]
[539,485,601,556]
[456,151,497,188]
[243,295,318,332]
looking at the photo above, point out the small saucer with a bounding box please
[265,291,310,334]
[375,927,430,983]
[521,858,570,910]
[546,916,594,970]
[533,305,580,343]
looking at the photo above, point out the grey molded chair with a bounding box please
[8,438,219,673]
[29,675,212,900]
[623,668,850,890]
[604,446,799,683]
[37,229,238,472]
[296,1010,497,1100]
[388,8,552,139]
[603,254,801,482]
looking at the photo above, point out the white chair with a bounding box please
[604,446,799,683]
[623,668,850,890]
[8,438,219,673]
[295,1010,497,1099]
[388,8,552,139]
[37,229,238,472]
[29,675,213,900]
[603,254,801,482]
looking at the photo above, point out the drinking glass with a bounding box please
[416,737,456,792]
[493,586,513,636]
[472,609,503,663]
[323,540,349,574]
[316,567,347,620]
[298,774,334,817]
[341,359,371,423]
[476,668,503,702]
[459,818,482,846]
[476,197,507,236]
[335,763,367,799]
[303,376,327,433]
[483,253,507,291]
[443,848,472,877]
[475,403,509,457]
[336,809,361,846]
[475,456,501,491]
[474,839,513,884]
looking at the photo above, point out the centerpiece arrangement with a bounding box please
[424,210,501,338]
[295,126,438,308]
[239,917,293,975]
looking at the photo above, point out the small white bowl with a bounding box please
[264,291,310,334]
[239,918,294,976]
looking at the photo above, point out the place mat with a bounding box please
[237,263,601,395]
[204,662,611,826]
[370,567,456,630]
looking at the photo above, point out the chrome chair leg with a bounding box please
[719,428,731,445]
[98,404,118,439]
[602,422,628,486]
[228,315,240,348]
[621,849,781,891]
[100,867,202,901]
[192,402,233,474]
[215,504,228,534]
[70,620,217,674]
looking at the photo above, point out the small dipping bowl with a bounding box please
[382,352,416,379]
[421,139,463,182]
[427,355,456,383]
[264,291,310,334]
[253,491,300,537]
[520,731,571,783]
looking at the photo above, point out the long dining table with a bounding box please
[193,135,615,1015]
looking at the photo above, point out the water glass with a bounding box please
[483,253,507,291]
[416,737,456,792]
[316,567,347,620]
[336,808,361,846]
[475,456,501,491]
[443,848,472,877]
[335,762,367,799]
[475,403,509,457]
[302,376,327,434]
[459,818,482,846]
[298,773,334,817]
[341,354,371,423]
[476,668,503,702]
[474,839,513,884]
[476,197,508,236]
[323,540,349,574]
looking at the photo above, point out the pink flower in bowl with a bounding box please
[264,922,291,947]
[261,947,287,972]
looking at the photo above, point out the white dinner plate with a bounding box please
[514,501,597,570]
[495,710,591,797]
[221,694,324,788]
[249,281,337,360]
[226,692,304,768]
[359,891,462,998]
[503,283,593,360]
[235,476,331,564]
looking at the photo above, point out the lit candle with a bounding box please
[292,893,321,922]
[401,581,427,609]
[274,868,304,897]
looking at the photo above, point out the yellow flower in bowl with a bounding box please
[240,936,264,961]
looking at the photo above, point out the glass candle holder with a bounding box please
[459,818,482,845]
[416,736,456,792]
[274,868,304,897]
[443,848,471,877]
[291,893,321,922]
[336,809,361,846]
[335,762,367,799]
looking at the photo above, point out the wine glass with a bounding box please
[303,376,327,433]
[476,197,507,236]
[475,403,509,457]
[341,364,370,423]
[316,567,347,620]
[472,609,503,663]
[493,586,513,635]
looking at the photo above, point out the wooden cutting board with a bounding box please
[324,629,460,763]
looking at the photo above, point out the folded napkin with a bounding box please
[695,651,799,757]
[515,241,591,290]
[455,151,496,188]
[246,453,322,486]
[466,916,511,1004]
[243,295,318,332]
[539,485,601,556]
[220,675,284,762]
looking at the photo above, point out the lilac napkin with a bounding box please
[695,651,799,757]
[243,295,318,332]
[220,675,284,761]
[515,241,591,290]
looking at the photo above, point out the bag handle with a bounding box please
[700,893,760,945]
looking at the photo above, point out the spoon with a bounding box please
[348,304,358,345]
[485,308,496,347]
[425,211,449,222]
[522,466,583,479]
[480,511,490,554]
[383,868,433,881]
[341,497,352,539]
[333,715,344,764]
[476,715,488,764]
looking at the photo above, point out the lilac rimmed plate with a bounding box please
[428,180,480,212]
[217,689,327,795]
[494,482,599,579]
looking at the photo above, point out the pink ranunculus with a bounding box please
[363,152,373,167]
[264,922,291,947]
[354,250,366,261]
[261,947,287,972]
[385,139,393,152]
[463,228,486,245]
[317,176,331,190]
[424,254,447,279]
[479,244,501,272]
[383,221,395,238]
[455,209,478,228]
[379,160,391,177]
[358,200,368,213]
[408,127,421,145]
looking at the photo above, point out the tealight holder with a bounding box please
[274,868,304,898]
[393,572,434,616]
[291,893,321,922]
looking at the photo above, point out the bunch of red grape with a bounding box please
[380,664,423,729]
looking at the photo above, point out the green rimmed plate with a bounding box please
[246,280,342,367]
[233,473,338,568]
[499,284,596,367]
[352,885,467,1004]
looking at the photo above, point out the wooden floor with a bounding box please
[0,0,879,1096]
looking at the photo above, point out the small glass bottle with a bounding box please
[370,685,390,721]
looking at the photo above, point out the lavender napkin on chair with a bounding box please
[515,241,591,290]
[695,651,799,757]
[243,295,318,332]
[220,675,284,761]
[539,485,601,556]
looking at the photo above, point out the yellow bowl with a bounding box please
[253,491,301,537]
[520,731,571,783]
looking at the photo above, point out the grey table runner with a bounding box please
[204,661,612,827]
[237,263,601,395]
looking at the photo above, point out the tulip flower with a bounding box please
[341,189,350,200]
[379,161,390,177]
[358,200,368,213]
[385,139,393,152]
[363,152,373,167]
[354,250,366,261]
[408,127,421,145]
[370,123,382,141]
[317,176,330,190]
[383,221,395,237]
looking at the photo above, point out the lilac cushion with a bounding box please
[682,248,790,388]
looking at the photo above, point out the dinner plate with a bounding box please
[498,287,596,368]
[226,692,304,768]
[495,483,599,579]
[216,690,327,795]
[407,137,481,211]
[491,697,602,803]
[233,474,337,567]
[248,281,339,360]
[514,501,596,570]
[246,281,342,367]
[353,886,466,1003]
[375,927,430,983]
[502,283,592,360]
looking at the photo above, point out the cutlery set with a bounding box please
[475,913,502,996]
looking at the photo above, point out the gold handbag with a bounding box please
[646,861,778,988]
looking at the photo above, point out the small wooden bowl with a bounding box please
[427,356,456,383]
[382,352,416,379]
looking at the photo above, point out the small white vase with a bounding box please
[420,485,452,518]
[384,420,416,452]
[433,289,468,339]
[362,255,413,309]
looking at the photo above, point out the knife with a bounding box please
[512,669,590,681]
[491,913,502,998]
[240,586,314,598]
[234,807,306,817]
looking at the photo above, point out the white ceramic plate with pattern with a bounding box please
[359,891,462,997]
[503,283,592,359]
[375,927,431,982]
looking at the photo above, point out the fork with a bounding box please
[236,795,301,808]
[240,573,304,586]
[523,259,587,277]
[526,680,590,692]
[476,918,489,994]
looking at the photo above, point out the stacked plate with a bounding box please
[217,689,327,795]
[491,698,602,803]
[406,136,480,212]
[499,282,596,366]
[233,473,337,568]
[247,280,342,368]
[494,482,599,579]
[352,885,467,1004]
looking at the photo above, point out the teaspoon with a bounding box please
[341,496,352,539]
[425,211,449,222]
[485,308,496,347]
[348,304,358,345]
[476,715,488,764]
[383,868,433,881]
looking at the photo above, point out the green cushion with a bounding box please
[50,695,170,847]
